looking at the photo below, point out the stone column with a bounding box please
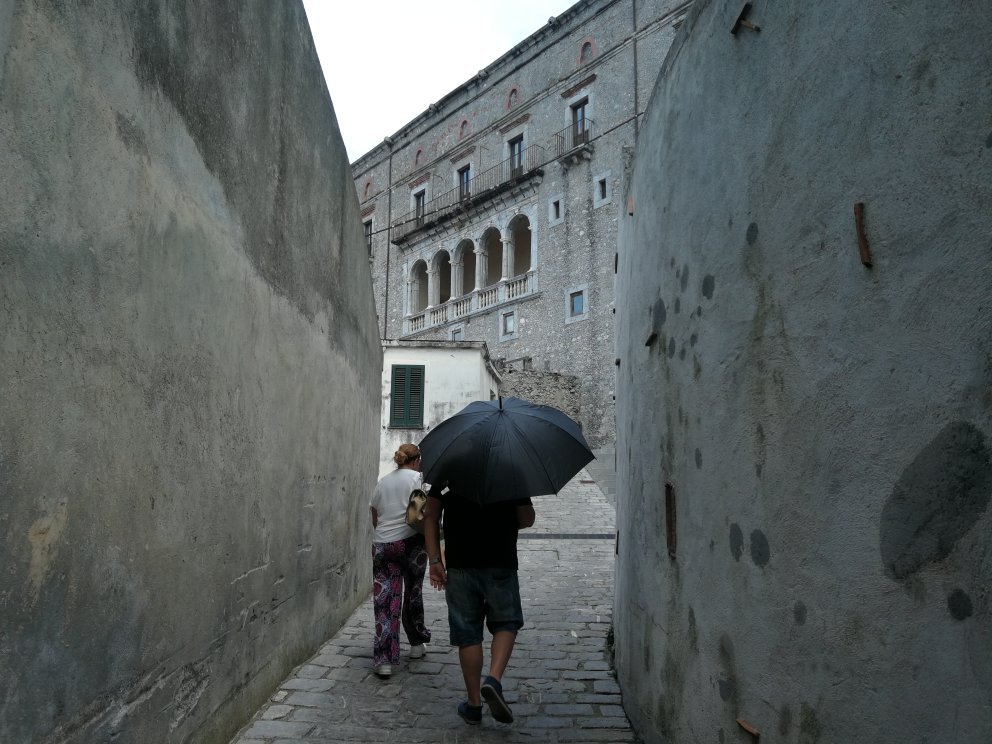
[474,247,485,290]
[427,267,439,308]
[450,258,463,298]
[502,237,514,280]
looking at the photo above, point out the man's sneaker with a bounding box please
[457,701,482,725]
[373,663,392,678]
[481,675,513,723]
[410,644,426,659]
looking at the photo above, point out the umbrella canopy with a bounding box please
[419,396,594,504]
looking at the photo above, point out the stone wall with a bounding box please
[0,2,380,742]
[497,365,582,424]
[615,0,992,741]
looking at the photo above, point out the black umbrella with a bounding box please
[419,396,594,504]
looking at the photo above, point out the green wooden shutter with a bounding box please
[390,364,424,427]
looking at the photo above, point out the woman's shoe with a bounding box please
[457,701,482,725]
[410,643,426,659]
[373,663,392,678]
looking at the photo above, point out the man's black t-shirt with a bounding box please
[439,490,532,570]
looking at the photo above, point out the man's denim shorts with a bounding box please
[445,567,524,647]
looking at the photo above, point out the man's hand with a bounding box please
[428,561,447,591]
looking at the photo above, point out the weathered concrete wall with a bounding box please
[615,1,992,742]
[498,365,582,424]
[0,2,380,742]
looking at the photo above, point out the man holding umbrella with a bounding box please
[423,485,534,725]
[419,396,594,726]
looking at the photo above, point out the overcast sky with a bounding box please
[301,0,576,161]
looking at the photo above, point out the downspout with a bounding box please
[382,137,394,339]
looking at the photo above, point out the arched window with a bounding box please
[580,39,594,63]
[414,148,424,167]
[456,239,476,295]
[507,87,519,109]
[482,227,502,287]
[508,214,532,277]
[459,120,470,139]
[434,249,452,304]
[411,260,428,313]
[363,181,372,200]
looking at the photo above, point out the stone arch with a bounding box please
[414,148,424,167]
[508,213,532,277]
[481,227,503,287]
[459,119,470,139]
[410,260,428,314]
[579,37,596,64]
[507,86,521,109]
[455,239,476,295]
[433,249,452,304]
[363,180,372,200]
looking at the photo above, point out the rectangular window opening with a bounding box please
[502,311,515,335]
[509,135,524,178]
[414,190,426,225]
[390,364,425,428]
[553,200,561,220]
[570,291,584,317]
[571,98,589,146]
[458,165,471,200]
[598,179,607,200]
[363,219,373,255]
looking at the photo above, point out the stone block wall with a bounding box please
[0,2,380,742]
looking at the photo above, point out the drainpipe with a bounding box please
[382,137,394,339]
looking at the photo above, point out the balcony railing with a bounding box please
[404,273,537,336]
[552,119,595,160]
[392,145,546,243]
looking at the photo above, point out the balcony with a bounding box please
[392,145,546,244]
[404,273,537,336]
[552,119,594,167]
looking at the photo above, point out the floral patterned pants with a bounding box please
[372,534,431,666]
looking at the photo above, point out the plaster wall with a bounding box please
[0,2,380,742]
[380,342,500,478]
[615,1,992,742]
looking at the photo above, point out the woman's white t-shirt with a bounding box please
[370,467,421,543]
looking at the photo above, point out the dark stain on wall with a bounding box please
[730,523,743,561]
[880,421,992,581]
[800,703,821,742]
[702,274,715,299]
[746,222,759,245]
[985,130,992,148]
[793,600,807,625]
[653,297,667,327]
[680,264,690,292]
[779,704,793,735]
[717,634,739,708]
[695,448,702,469]
[750,529,770,567]
[668,337,677,358]
[674,297,681,314]
[687,606,699,652]
[947,588,973,620]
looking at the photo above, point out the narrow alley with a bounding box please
[230,465,637,743]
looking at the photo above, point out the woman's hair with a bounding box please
[393,443,422,467]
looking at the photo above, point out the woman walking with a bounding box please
[369,443,432,677]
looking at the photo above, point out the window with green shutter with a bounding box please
[390,364,425,428]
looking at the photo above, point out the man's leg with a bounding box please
[488,630,517,681]
[458,643,484,706]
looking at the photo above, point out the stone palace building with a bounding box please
[352,0,690,447]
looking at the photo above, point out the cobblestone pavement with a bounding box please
[230,471,638,743]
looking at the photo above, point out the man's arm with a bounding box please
[517,502,535,529]
[370,506,378,528]
[424,495,446,590]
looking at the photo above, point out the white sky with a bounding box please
[301,0,576,162]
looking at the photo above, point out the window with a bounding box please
[502,312,515,335]
[363,219,373,255]
[508,88,519,108]
[548,196,564,226]
[499,308,519,341]
[593,170,612,209]
[414,190,426,225]
[458,165,471,200]
[459,120,469,139]
[580,41,594,63]
[570,291,584,317]
[509,135,524,177]
[553,201,561,219]
[565,285,589,324]
[451,327,464,341]
[571,98,589,146]
[390,364,425,428]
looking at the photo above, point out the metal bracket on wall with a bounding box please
[731,3,761,34]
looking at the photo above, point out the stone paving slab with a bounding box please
[230,472,640,744]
